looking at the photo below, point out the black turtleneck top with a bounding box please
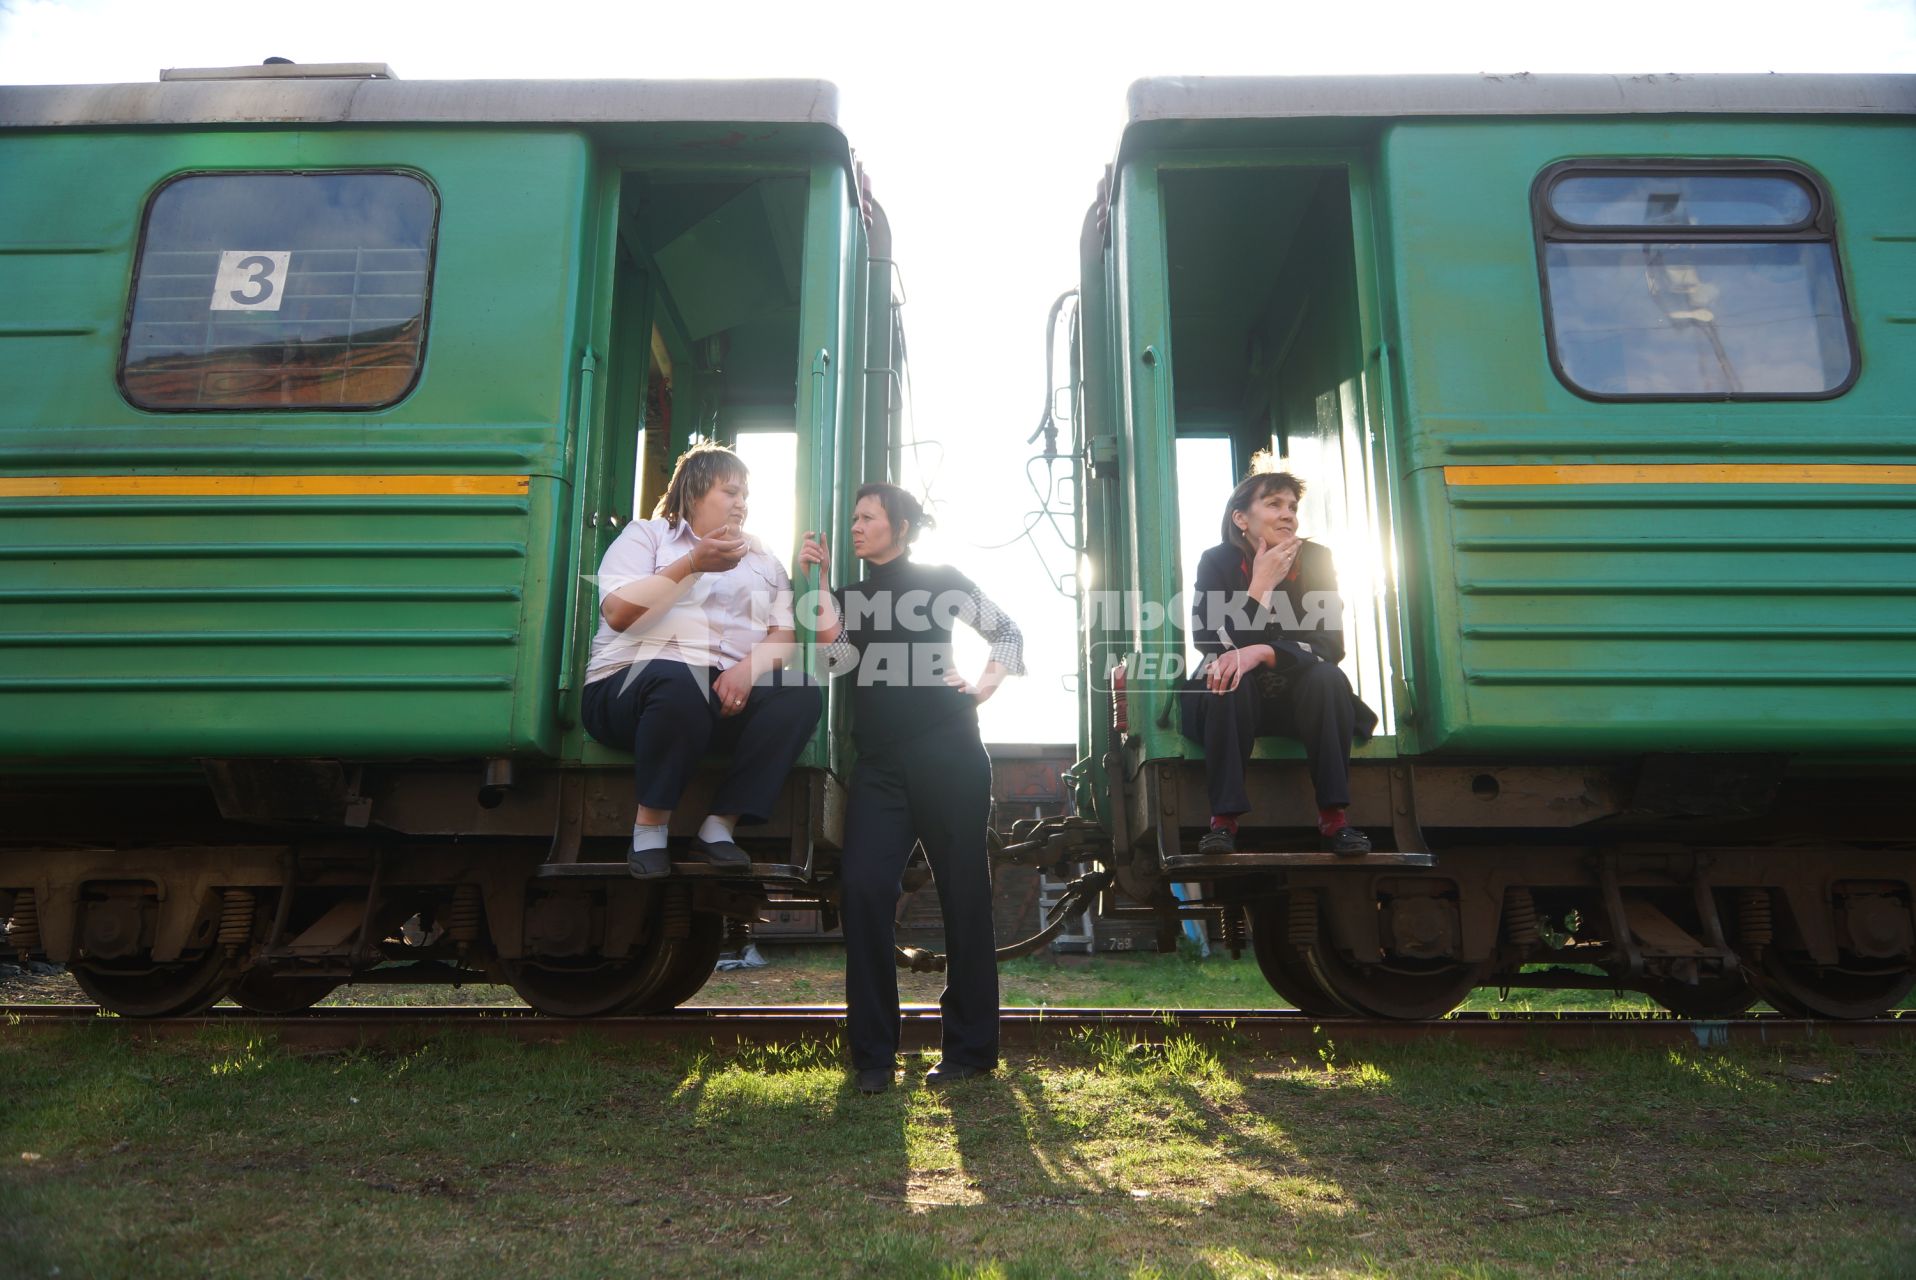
[825,555,1025,753]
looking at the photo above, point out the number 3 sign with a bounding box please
[210,250,291,311]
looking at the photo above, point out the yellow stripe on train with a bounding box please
[1443,464,1916,487]
[0,475,532,497]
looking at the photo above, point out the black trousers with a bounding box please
[840,721,998,1071]
[581,660,821,825]
[1181,660,1364,816]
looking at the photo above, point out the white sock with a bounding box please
[698,814,739,845]
[632,823,669,853]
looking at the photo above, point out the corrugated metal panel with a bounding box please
[0,488,539,756]
[1434,477,1916,750]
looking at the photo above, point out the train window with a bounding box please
[120,172,437,411]
[1548,173,1816,229]
[1533,161,1857,401]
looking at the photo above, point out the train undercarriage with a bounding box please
[0,760,829,1018]
[3,755,1912,1021]
[0,841,765,1019]
[1072,754,1916,1020]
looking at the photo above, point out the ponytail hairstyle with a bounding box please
[1219,462,1304,559]
[854,481,935,550]
[654,441,748,529]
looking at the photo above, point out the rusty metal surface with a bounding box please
[3,1004,1906,1051]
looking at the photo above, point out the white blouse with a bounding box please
[584,518,796,682]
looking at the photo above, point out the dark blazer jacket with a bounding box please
[1190,539,1348,670]
[1187,538,1379,740]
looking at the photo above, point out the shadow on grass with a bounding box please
[4,1024,1913,1278]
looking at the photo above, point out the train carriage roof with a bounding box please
[0,71,840,130]
[1127,73,1916,124]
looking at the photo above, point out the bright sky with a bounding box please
[3,0,1912,743]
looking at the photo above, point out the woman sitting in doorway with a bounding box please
[582,442,821,878]
[1184,467,1378,856]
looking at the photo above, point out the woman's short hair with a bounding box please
[855,481,935,546]
[1220,470,1305,555]
[654,442,748,527]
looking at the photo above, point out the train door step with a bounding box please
[535,860,809,882]
[1162,850,1436,872]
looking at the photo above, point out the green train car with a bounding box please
[0,63,903,1016]
[1062,74,1916,1018]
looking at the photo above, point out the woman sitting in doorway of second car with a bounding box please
[581,441,821,879]
[1184,466,1378,857]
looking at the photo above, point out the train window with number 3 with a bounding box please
[1533,161,1857,401]
[120,171,438,411]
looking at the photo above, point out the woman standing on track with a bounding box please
[798,483,1025,1094]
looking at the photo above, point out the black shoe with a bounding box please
[924,1061,992,1087]
[1324,826,1372,857]
[854,1067,892,1095]
[628,847,671,879]
[1196,827,1236,856]
[690,836,752,872]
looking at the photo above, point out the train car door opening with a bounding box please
[561,169,813,747]
[1157,163,1398,735]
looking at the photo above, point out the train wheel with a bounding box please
[227,969,342,1014]
[1303,946,1490,1020]
[625,910,725,1014]
[71,947,232,1018]
[503,952,669,1018]
[1248,897,1355,1016]
[1757,956,1915,1020]
[1293,884,1491,1020]
[1642,973,1761,1019]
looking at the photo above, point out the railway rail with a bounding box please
[3,1004,1908,1052]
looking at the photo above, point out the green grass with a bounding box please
[995,952,1285,1010]
[11,949,1911,1017]
[3,1024,1912,1278]
[701,950,1727,1014]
